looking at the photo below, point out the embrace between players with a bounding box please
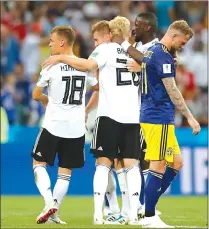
[31,12,201,228]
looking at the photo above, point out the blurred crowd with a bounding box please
[1,1,208,127]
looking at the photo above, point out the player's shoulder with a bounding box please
[40,64,61,75]
[96,43,111,50]
[149,43,173,61]
[150,43,171,55]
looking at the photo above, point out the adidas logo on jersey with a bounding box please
[97,146,103,151]
[36,152,42,157]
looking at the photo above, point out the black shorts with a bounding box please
[31,128,85,169]
[90,116,142,160]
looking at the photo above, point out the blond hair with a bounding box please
[109,16,130,37]
[169,20,194,38]
[51,25,76,45]
[92,20,110,34]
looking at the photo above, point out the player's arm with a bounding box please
[86,70,99,112]
[32,70,50,107]
[86,91,99,114]
[113,35,144,64]
[85,70,99,122]
[162,77,200,135]
[43,44,107,72]
[43,55,98,72]
[32,87,48,107]
[127,60,141,72]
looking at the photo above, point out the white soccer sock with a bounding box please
[53,174,71,210]
[116,168,129,217]
[125,166,141,221]
[93,164,111,220]
[33,164,53,206]
[106,169,120,214]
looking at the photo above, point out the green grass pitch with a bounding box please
[1,196,207,228]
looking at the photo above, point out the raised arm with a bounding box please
[162,77,201,135]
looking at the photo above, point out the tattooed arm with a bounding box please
[162,77,201,135]
[162,77,192,118]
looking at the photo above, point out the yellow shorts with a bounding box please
[140,123,181,163]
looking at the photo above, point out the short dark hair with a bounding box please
[51,25,76,45]
[137,12,158,32]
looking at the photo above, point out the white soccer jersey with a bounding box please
[89,43,140,124]
[37,58,97,138]
[134,38,159,110]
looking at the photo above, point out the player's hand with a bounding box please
[127,60,141,72]
[43,55,61,70]
[187,116,201,135]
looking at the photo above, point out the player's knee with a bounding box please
[33,159,46,167]
[58,167,72,175]
[174,160,183,171]
[149,160,166,173]
[173,155,184,170]
[123,158,139,168]
[97,157,113,167]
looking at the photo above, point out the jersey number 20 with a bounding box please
[62,76,85,105]
[116,58,140,86]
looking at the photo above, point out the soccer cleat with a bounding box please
[138,205,145,219]
[105,213,120,222]
[93,218,105,225]
[156,209,162,215]
[139,215,174,228]
[105,215,128,225]
[128,218,142,225]
[36,205,58,224]
[46,212,67,224]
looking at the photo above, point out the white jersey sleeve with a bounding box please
[87,72,98,87]
[89,43,108,68]
[36,68,51,88]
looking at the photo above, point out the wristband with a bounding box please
[121,40,131,52]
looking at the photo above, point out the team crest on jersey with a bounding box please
[166,147,173,156]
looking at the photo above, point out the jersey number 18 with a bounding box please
[62,75,85,105]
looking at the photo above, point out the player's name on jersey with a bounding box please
[117,47,129,56]
[60,64,76,72]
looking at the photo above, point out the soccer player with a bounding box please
[43,16,144,225]
[31,25,98,224]
[127,12,159,218]
[126,20,201,227]
[89,20,121,218]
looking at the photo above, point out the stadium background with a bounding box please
[0,1,208,227]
